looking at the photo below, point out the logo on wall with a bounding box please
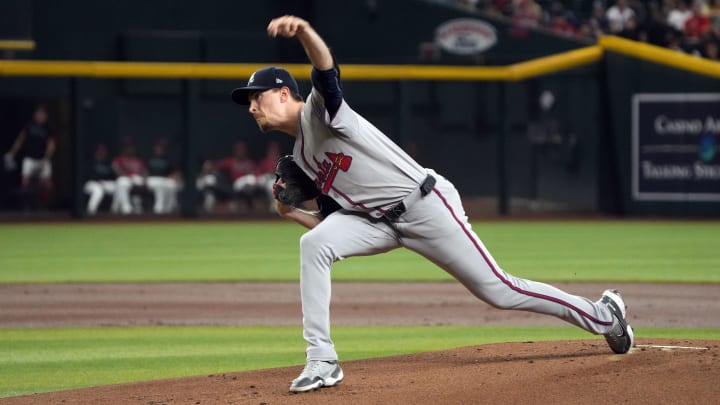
[434,18,497,56]
[632,93,720,201]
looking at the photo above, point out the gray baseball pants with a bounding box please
[299,170,616,361]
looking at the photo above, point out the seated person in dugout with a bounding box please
[196,140,258,213]
[111,139,148,214]
[145,138,181,214]
[84,143,116,215]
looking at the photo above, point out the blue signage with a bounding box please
[632,94,720,201]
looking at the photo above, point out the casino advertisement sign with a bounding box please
[632,93,720,201]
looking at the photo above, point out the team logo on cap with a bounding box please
[276,78,283,84]
[248,72,256,85]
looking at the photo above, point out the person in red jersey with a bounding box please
[197,140,258,213]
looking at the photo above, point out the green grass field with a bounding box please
[1,221,718,398]
[1,221,719,283]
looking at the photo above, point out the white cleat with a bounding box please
[601,289,635,354]
[289,360,344,393]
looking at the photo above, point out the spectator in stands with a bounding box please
[197,140,257,213]
[586,1,610,39]
[701,37,720,59]
[429,0,716,54]
[84,143,116,215]
[480,0,503,15]
[666,30,686,51]
[145,138,180,214]
[546,1,579,28]
[710,11,720,36]
[3,103,55,210]
[548,5,578,37]
[684,0,711,46]
[667,0,693,32]
[510,0,543,37]
[641,1,675,46]
[619,15,645,40]
[632,0,650,23]
[709,0,720,24]
[606,0,636,33]
[112,139,147,215]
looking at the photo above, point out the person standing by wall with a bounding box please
[3,103,55,210]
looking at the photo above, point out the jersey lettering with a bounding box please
[314,152,352,193]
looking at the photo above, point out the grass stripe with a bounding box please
[0,221,719,283]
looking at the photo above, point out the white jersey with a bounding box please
[293,88,426,218]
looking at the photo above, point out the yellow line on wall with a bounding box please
[509,45,603,80]
[0,60,267,79]
[0,47,600,81]
[0,40,36,51]
[339,64,510,81]
[2,37,715,81]
[0,59,511,80]
[600,35,720,79]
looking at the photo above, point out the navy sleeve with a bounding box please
[311,63,343,119]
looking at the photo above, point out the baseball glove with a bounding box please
[273,155,320,206]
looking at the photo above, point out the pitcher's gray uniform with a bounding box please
[293,87,617,361]
[232,15,633,393]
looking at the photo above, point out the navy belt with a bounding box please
[383,174,436,221]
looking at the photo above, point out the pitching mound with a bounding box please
[4,338,718,405]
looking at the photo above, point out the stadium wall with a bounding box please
[0,0,717,217]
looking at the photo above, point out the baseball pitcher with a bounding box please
[231,15,634,393]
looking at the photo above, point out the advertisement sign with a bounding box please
[434,18,497,56]
[632,93,720,201]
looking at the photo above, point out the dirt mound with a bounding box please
[4,338,717,405]
[2,282,718,403]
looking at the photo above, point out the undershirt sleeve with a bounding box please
[311,63,343,120]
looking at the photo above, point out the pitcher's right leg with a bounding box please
[291,211,398,392]
[298,211,399,361]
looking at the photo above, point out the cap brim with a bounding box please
[231,86,272,105]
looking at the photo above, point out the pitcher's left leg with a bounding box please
[399,178,615,335]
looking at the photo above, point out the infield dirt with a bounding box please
[1,282,718,404]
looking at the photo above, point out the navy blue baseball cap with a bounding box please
[231,66,299,105]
